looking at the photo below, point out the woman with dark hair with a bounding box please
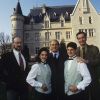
[26,47,52,100]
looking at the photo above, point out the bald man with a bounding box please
[48,39,67,100]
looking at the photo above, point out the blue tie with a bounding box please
[54,53,57,59]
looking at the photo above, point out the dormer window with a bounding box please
[45,21,49,28]
[61,20,64,27]
[42,4,46,14]
[39,13,42,17]
[30,17,34,24]
[53,12,56,16]
[65,11,69,20]
[65,11,68,17]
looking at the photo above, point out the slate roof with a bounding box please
[13,1,23,15]
[24,5,75,24]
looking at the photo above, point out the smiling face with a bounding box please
[77,33,87,47]
[39,51,48,63]
[67,47,76,58]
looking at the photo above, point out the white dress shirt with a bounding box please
[13,49,26,70]
[26,62,51,94]
[64,57,91,95]
[51,51,59,59]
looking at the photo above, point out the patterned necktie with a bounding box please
[19,53,24,71]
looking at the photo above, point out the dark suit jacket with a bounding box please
[0,58,3,82]
[76,44,100,82]
[1,50,29,92]
[48,51,67,97]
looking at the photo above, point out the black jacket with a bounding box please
[48,51,67,97]
[0,51,29,92]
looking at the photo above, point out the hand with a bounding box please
[69,85,78,93]
[41,84,48,92]
[77,57,88,63]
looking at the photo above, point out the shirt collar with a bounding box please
[40,62,47,67]
[68,55,77,59]
[51,51,59,57]
[13,49,20,55]
[80,44,87,49]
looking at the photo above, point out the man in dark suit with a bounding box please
[48,39,67,100]
[0,58,2,82]
[76,31,100,100]
[1,37,29,100]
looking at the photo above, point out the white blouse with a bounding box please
[26,62,51,94]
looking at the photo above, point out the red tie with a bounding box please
[19,53,24,71]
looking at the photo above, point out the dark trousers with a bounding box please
[90,83,100,100]
[7,89,28,100]
[34,90,52,100]
[0,83,6,100]
[64,91,89,100]
[52,95,65,100]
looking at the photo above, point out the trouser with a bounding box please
[7,89,28,100]
[64,91,88,100]
[34,90,52,100]
[0,83,6,100]
[90,84,100,100]
[51,93,65,100]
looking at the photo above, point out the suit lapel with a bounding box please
[76,47,80,57]
[11,51,20,67]
[85,45,90,59]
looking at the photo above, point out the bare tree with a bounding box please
[0,32,11,54]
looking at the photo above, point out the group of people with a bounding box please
[0,31,100,100]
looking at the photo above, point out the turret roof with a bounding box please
[13,1,23,15]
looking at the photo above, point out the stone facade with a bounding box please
[11,0,100,56]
